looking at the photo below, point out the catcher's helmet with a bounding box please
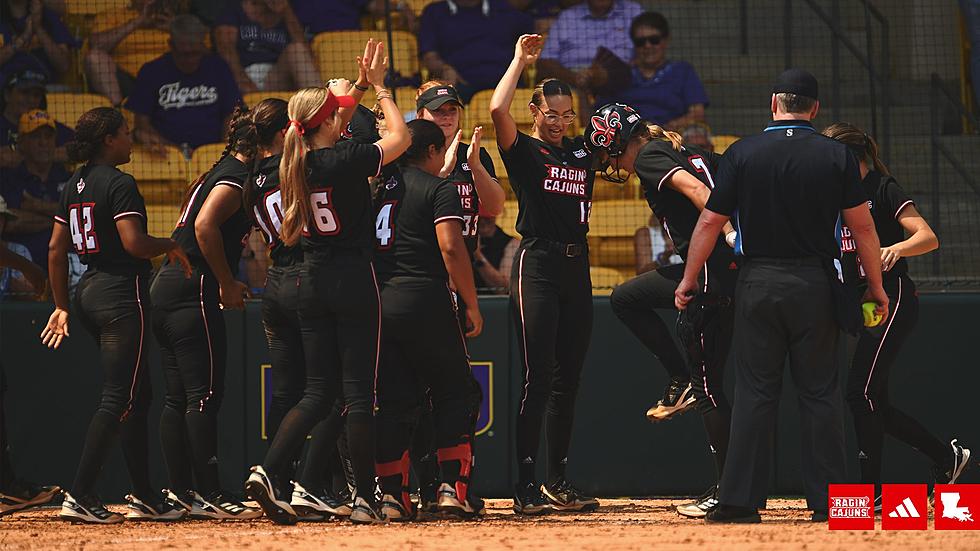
[584,103,645,158]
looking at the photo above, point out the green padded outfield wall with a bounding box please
[1,294,977,500]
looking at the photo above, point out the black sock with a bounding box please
[345,413,377,503]
[1,394,14,490]
[71,411,119,497]
[701,407,731,482]
[159,405,193,493]
[264,407,316,482]
[546,410,574,486]
[853,411,885,486]
[300,414,343,492]
[518,457,536,487]
[185,410,220,496]
[120,407,154,500]
[883,407,950,467]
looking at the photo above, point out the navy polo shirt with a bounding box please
[705,119,866,260]
[419,0,533,92]
[0,161,71,270]
[599,61,709,126]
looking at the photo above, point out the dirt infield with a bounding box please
[1,498,977,550]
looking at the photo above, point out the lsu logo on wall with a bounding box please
[260,362,494,439]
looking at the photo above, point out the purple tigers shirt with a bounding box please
[125,53,242,149]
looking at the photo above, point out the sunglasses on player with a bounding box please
[632,35,663,47]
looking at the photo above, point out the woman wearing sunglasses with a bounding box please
[490,33,598,516]
[599,11,708,130]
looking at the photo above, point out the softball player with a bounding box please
[41,107,192,523]
[411,81,504,511]
[824,123,971,502]
[587,103,738,518]
[150,106,258,520]
[372,119,484,521]
[246,40,410,525]
[491,34,598,514]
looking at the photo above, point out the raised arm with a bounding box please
[362,40,410,164]
[490,34,542,152]
[467,127,504,216]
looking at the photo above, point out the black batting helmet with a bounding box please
[584,103,645,157]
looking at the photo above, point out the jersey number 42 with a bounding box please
[68,203,99,254]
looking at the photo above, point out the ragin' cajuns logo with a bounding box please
[590,110,622,147]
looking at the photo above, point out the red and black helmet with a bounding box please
[584,103,645,157]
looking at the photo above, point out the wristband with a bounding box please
[354,83,369,92]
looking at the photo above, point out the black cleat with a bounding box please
[646,377,697,422]
[513,483,549,515]
[541,479,599,512]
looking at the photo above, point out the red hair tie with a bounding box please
[288,119,305,135]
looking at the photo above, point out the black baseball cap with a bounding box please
[416,86,462,112]
[5,69,48,91]
[772,68,818,100]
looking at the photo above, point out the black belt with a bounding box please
[525,237,587,258]
[748,256,823,267]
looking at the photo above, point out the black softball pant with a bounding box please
[262,265,305,445]
[151,265,226,497]
[375,276,480,508]
[510,239,592,487]
[71,269,153,500]
[845,275,948,484]
[284,251,380,500]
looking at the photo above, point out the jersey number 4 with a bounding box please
[375,201,396,249]
[68,203,99,254]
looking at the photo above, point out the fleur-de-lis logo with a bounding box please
[590,110,622,148]
[255,174,266,187]
[76,177,86,193]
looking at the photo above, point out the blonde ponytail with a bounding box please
[647,124,683,151]
[279,87,327,246]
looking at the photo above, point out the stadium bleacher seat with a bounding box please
[123,145,189,206]
[66,0,128,15]
[498,199,519,237]
[243,91,296,108]
[465,88,582,139]
[590,266,626,291]
[45,93,112,129]
[713,134,739,154]
[145,204,181,238]
[592,174,641,201]
[588,199,650,237]
[313,30,419,83]
[189,143,228,181]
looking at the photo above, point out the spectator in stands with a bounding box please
[215,0,321,93]
[507,0,575,34]
[0,0,77,84]
[679,122,714,152]
[962,1,980,109]
[473,214,518,293]
[419,0,534,102]
[0,109,69,272]
[633,213,679,275]
[537,0,642,94]
[600,12,707,129]
[0,69,72,167]
[127,15,243,151]
[0,194,45,300]
[84,0,178,107]
[290,0,368,36]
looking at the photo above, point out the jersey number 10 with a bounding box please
[68,203,99,254]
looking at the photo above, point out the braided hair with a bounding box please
[66,107,126,164]
[179,104,257,214]
[242,98,289,212]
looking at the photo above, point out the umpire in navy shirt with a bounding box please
[675,69,889,523]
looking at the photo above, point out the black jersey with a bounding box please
[373,165,464,280]
[301,141,383,254]
[634,140,727,260]
[499,131,594,244]
[248,154,303,267]
[54,164,151,273]
[172,155,251,275]
[448,142,496,253]
[840,170,914,286]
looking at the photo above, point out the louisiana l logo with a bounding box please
[590,111,622,148]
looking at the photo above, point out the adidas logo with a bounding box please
[857,451,869,460]
[888,497,921,518]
